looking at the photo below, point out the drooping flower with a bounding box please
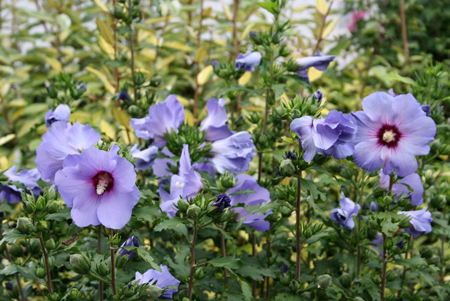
[199,98,233,141]
[379,171,424,206]
[130,95,185,146]
[45,104,70,127]
[330,193,360,229]
[0,167,41,204]
[35,122,100,183]
[398,207,433,238]
[118,236,139,259]
[209,132,256,174]
[212,194,231,213]
[54,146,140,229]
[352,92,436,177]
[290,110,357,162]
[159,145,203,217]
[131,145,158,170]
[295,51,335,83]
[348,10,367,32]
[235,51,262,72]
[227,174,272,232]
[135,265,180,299]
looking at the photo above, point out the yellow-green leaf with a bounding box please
[197,65,213,86]
[322,18,339,38]
[316,0,328,15]
[99,36,115,59]
[44,57,62,74]
[100,120,116,139]
[194,45,208,63]
[0,134,15,147]
[240,23,255,41]
[238,72,252,86]
[164,41,193,52]
[93,0,109,13]
[222,2,232,21]
[96,18,114,44]
[112,107,131,128]
[86,66,115,94]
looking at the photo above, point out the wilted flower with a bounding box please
[135,265,180,299]
[118,90,131,102]
[35,122,100,183]
[227,174,272,232]
[200,98,233,141]
[348,10,367,32]
[398,207,433,238]
[130,95,184,146]
[45,104,70,127]
[118,236,139,259]
[379,171,424,206]
[352,92,436,177]
[0,166,41,204]
[55,146,140,229]
[131,145,158,170]
[212,194,231,213]
[235,51,262,72]
[295,51,335,83]
[210,132,256,174]
[159,145,203,217]
[290,110,357,162]
[330,193,360,229]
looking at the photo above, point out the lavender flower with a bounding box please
[153,147,176,178]
[370,201,380,212]
[388,88,398,97]
[235,51,262,72]
[330,193,360,229]
[379,171,424,206]
[295,51,335,83]
[35,122,100,183]
[118,236,139,259]
[159,145,203,217]
[421,104,431,116]
[118,90,131,102]
[135,265,180,299]
[290,110,357,162]
[199,98,233,141]
[398,207,433,238]
[45,104,70,127]
[352,92,436,177]
[212,194,231,213]
[130,95,185,146]
[0,167,41,204]
[54,145,140,229]
[210,132,256,174]
[313,90,323,103]
[131,145,158,170]
[227,174,272,232]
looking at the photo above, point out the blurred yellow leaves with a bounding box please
[197,65,213,85]
[99,37,115,59]
[222,3,232,21]
[44,57,62,76]
[322,18,339,39]
[112,107,131,129]
[194,45,208,63]
[0,134,16,147]
[86,67,115,94]
[100,120,115,139]
[308,68,323,82]
[238,72,252,86]
[240,23,255,41]
[316,0,328,15]
[97,18,114,44]
[92,0,109,13]
[164,41,193,52]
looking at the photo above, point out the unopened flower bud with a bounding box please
[17,217,35,235]
[317,274,332,289]
[420,246,434,259]
[195,267,205,279]
[187,204,201,218]
[9,244,24,257]
[140,284,163,299]
[97,261,110,277]
[70,254,91,274]
[339,272,351,288]
[280,159,295,176]
[35,267,46,279]
[48,292,61,301]
[45,238,56,251]
[212,194,231,213]
[177,199,190,213]
[67,288,81,300]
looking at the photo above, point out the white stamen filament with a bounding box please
[382,130,396,143]
[96,178,109,195]
[175,181,185,188]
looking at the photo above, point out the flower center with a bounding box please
[92,172,114,195]
[377,125,401,148]
[175,181,185,188]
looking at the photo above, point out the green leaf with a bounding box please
[96,18,114,45]
[396,255,427,269]
[237,278,253,301]
[154,217,188,238]
[381,217,398,236]
[208,257,243,270]
[46,207,71,221]
[165,244,190,279]
[0,229,30,246]
[300,178,325,200]
[236,265,276,281]
[133,248,160,270]
[257,1,277,14]
[305,228,336,245]
[385,71,417,86]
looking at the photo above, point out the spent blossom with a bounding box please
[398,207,433,238]
[295,50,335,83]
[330,193,360,229]
[0,166,41,204]
[45,104,70,127]
[235,51,262,72]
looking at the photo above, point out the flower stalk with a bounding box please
[98,226,103,301]
[381,174,394,300]
[187,222,198,300]
[109,228,116,296]
[39,234,53,293]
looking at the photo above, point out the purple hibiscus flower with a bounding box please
[35,122,100,184]
[227,174,272,232]
[235,51,262,72]
[330,193,360,229]
[131,145,158,171]
[135,265,180,299]
[398,207,432,238]
[54,145,140,229]
[352,92,436,177]
[290,110,357,162]
[210,132,256,174]
[118,236,139,259]
[45,104,71,128]
[0,166,41,204]
[212,194,231,213]
[199,98,233,141]
[158,145,203,217]
[379,171,424,206]
[295,50,335,83]
[130,95,185,146]
[153,147,176,178]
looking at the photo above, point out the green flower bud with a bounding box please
[35,196,46,211]
[279,44,291,57]
[386,270,398,282]
[113,5,124,19]
[127,105,140,117]
[177,199,190,213]
[29,239,42,257]
[367,229,379,241]
[97,261,110,277]
[35,267,46,279]
[23,200,36,214]
[67,288,81,300]
[195,267,205,279]
[280,273,291,286]
[45,238,56,251]
[187,204,201,218]
[371,274,381,285]
[339,272,351,288]
[139,284,163,299]
[47,85,58,98]
[17,217,35,235]
[317,274,332,289]
[9,244,24,258]
[48,292,61,301]
[116,253,128,268]
[280,159,296,176]
[46,201,59,214]
[70,254,91,274]
[249,31,263,45]
[279,206,292,218]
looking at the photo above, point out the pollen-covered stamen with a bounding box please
[382,130,396,143]
[175,181,185,189]
[377,124,402,148]
[92,172,114,195]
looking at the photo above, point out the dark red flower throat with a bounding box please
[92,171,114,195]
[377,124,401,148]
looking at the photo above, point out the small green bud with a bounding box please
[279,44,290,57]
[177,199,190,213]
[195,267,205,279]
[218,173,236,190]
[116,254,128,268]
[317,274,332,289]
[339,272,351,288]
[280,159,296,176]
[371,274,381,285]
[279,206,292,218]
[48,292,61,301]
[67,288,81,300]
[17,217,35,234]
[45,238,56,251]
[23,200,36,214]
[113,5,124,18]
[187,204,201,218]
[29,239,42,257]
[140,284,163,299]
[35,196,46,211]
[97,261,110,277]
[47,85,58,98]
[386,270,397,282]
[9,244,24,258]
[249,31,263,45]
[35,267,47,279]
[127,105,140,117]
[280,273,290,286]
[46,201,59,214]
[70,254,91,274]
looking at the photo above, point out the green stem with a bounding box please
[295,141,302,281]
[381,175,394,300]
[39,235,53,293]
[110,229,116,295]
[88,271,111,284]
[188,223,198,299]
[98,226,104,301]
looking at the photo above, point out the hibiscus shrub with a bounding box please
[1,0,450,300]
